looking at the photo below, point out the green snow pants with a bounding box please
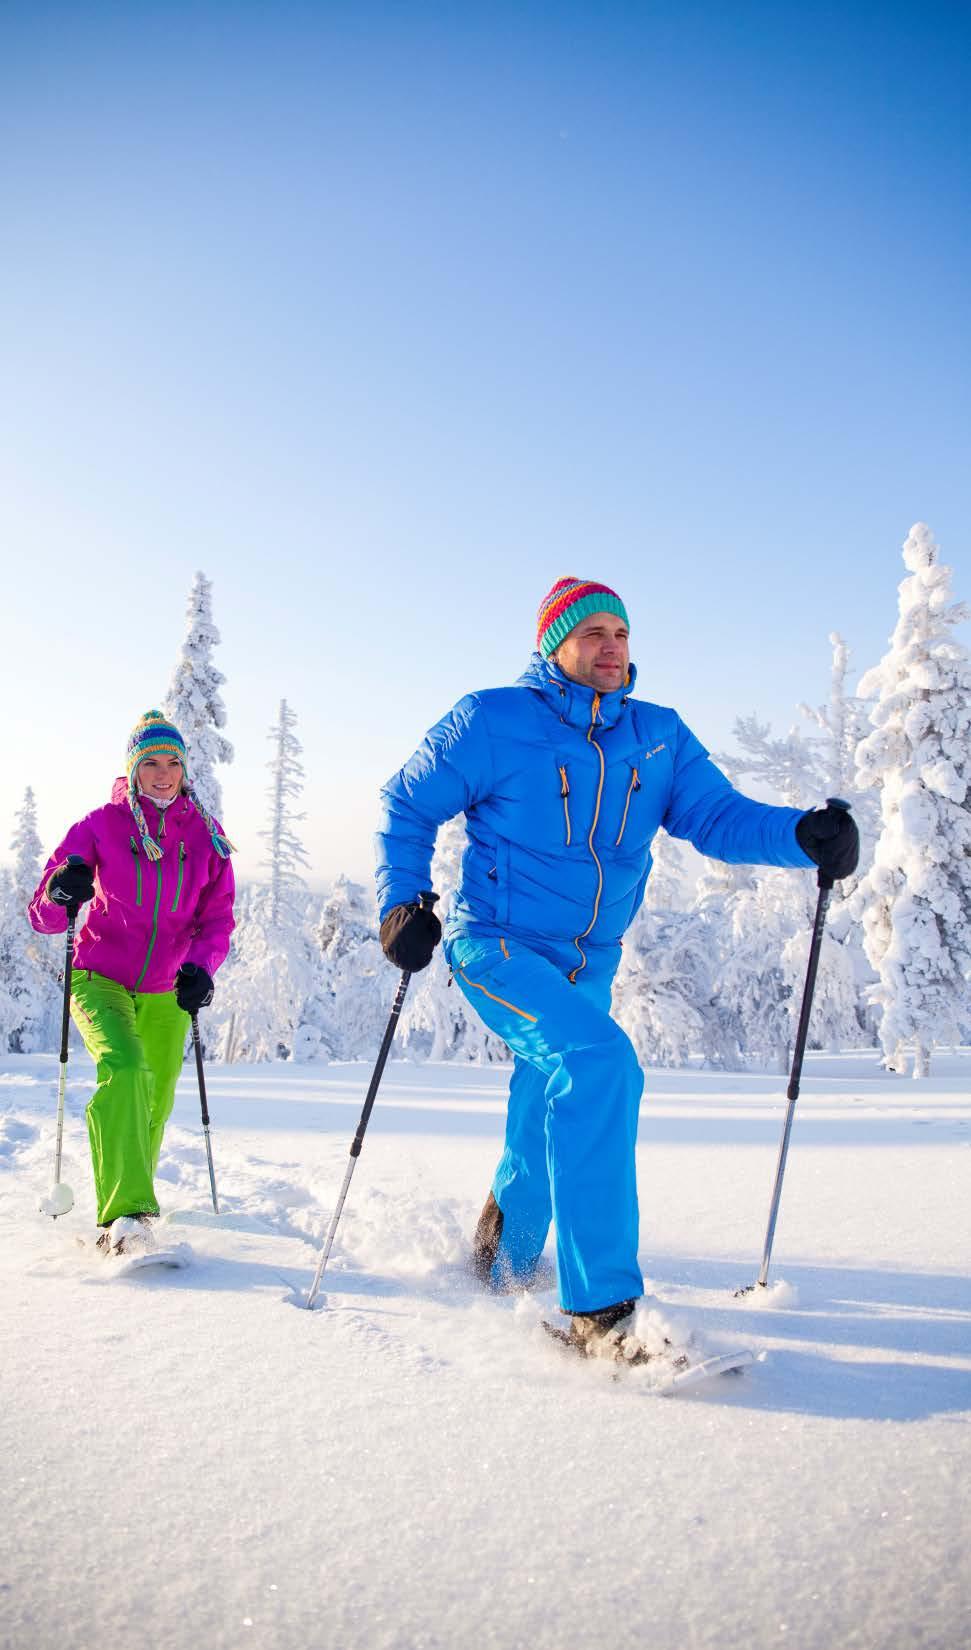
[70,970,190,1226]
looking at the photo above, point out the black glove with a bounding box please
[176,964,215,1014]
[47,860,95,908]
[796,801,860,882]
[380,900,442,973]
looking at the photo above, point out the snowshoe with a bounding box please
[546,1299,690,1371]
[106,1215,157,1258]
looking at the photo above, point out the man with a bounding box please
[375,577,858,1361]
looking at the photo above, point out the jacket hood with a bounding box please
[516,651,638,733]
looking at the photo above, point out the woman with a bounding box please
[29,710,236,1255]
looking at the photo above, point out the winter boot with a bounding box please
[471,1192,504,1286]
[567,1299,679,1367]
[110,1215,157,1257]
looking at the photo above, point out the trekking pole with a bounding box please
[40,857,89,1219]
[737,801,851,1294]
[305,890,438,1309]
[190,1014,219,1214]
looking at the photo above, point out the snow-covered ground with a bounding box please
[2,1049,969,1650]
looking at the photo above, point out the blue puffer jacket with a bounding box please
[376,654,813,967]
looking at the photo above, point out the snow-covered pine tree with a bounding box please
[853,523,971,1076]
[315,875,391,1061]
[0,868,21,1051]
[164,570,233,818]
[715,869,860,1071]
[399,816,511,1062]
[642,828,691,913]
[613,904,741,1069]
[715,713,825,809]
[0,788,60,1052]
[208,883,322,1062]
[797,631,880,870]
[207,702,321,1061]
[260,699,311,928]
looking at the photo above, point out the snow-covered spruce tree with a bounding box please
[399,816,511,1063]
[0,788,60,1052]
[613,902,741,1069]
[715,714,826,809]
[798,635,874,807]
[0,868,21,1051]
[260,699,311,928]
[797,631,880,877]
[314,875,390,1061]
[642,828,691,913]
[208,882,323,1062]
[164,570,233,818]
[208,702,321,1062]
[853,523,971,1076]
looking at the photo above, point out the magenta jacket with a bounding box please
[28,779,236,993]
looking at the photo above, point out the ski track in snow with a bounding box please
[2,1051,970,1650]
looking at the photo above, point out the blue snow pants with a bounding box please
[445,930,644,1314]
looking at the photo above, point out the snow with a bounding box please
[2,1049,970,1650]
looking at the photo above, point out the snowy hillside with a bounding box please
[2,1051,969,1650]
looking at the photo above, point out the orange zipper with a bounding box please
[615,767,641,845]
[569,694,605,983]
[558,766,572,845]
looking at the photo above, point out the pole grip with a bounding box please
[816,797,851,891]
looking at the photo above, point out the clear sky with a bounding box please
[2,0,968,885]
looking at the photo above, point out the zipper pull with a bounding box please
[633,767,641,790]
[559,766,570,798]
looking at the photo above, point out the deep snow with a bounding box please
[2,1049,969,1650]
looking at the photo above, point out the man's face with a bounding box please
[553,610,630,694]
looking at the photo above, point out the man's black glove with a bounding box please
[380,901,442,973]
[176,964,215,1014]
[796,801,860,882]
[47,860,95,908]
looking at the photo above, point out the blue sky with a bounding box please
[2,1,968,884]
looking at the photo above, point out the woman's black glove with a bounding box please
[380,901,442,973]
[796,802,860,882]
[47,860,95,908]
[176,964,215,1014]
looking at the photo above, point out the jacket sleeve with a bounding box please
[375,695,494,919]
[184,850,236,978]
[27,816,100,935]
[662,716,814,868]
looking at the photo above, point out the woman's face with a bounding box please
[136,755,184,802]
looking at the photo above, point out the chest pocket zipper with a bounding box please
[172,842,186,912]
[615,767,641,846]
[559,766,572,846]
[130,837,142,906]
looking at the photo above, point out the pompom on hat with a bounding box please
[536,577,629,660]
[126,710,233,862]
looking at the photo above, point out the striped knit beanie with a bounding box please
[536,577,629,660]
[125,710,233,862]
